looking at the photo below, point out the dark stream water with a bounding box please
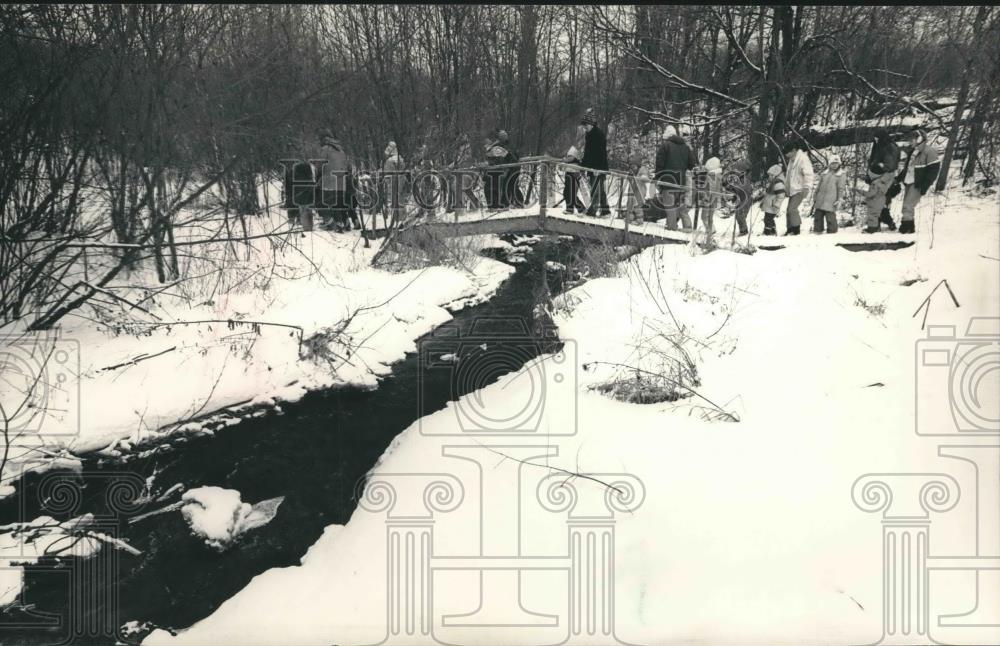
[0,235,583,645]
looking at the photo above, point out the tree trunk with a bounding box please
[936,5,988,191]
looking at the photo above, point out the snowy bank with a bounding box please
[0,218,514,499]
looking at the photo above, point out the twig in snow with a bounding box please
[912,278,961,329]
[128,501,184,525]
[99,347,177,372]
[81,282,162,319]
[471,441,636,513]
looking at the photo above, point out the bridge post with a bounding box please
[620,176,629,245]
[538,161,548,226]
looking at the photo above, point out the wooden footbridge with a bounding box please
[362,156,916,253]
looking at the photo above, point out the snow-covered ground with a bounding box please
[0,211,514,500]
[141,178,999,644]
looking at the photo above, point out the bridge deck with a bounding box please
[381,207,916,252]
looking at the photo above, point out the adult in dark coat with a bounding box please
[868,129,901,176]
[654,125,698,229]
[484,132,520,209]
[864,129,901,232]
[283,154,316,231]
[497,130,525,208]
[580,111,611,217]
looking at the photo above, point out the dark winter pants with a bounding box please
[786,191,806,229]
[484,167,504,209]
[563,172,586,212]
[504,169,524,208]
[319,190,348,229]
[586,173,610,216]
[813,209,838,233]
[734,202,750,235]
[658,187,691,230]
[763,212,778,234]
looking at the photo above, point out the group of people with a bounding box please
[561,117,942,238]
[284,116,942,238]
[758,127,941,236]
[561,119,751,236]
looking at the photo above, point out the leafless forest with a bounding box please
[2,5,997,331]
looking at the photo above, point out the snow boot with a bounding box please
[784,226,800,236]
[763,214,777,236]
[879,208,897,231]
[862,226,880,234]
[899,219,915,234]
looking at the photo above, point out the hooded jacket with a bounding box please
[383,142,405,173]
[760,169,786,214]
[907,140,941,194]
[319,139,351,192]
[485,140,515,165]
[785,149,815,197]
[812,168,846,212]
[654,134,698,186]
[868,132,901,176]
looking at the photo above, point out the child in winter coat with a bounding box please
[723,159,752,236]
[811,154,847,234]
[697,157,724,235]
[382,141,406,226]
[863,170,895,234]
[760,164,786,236]
[562,125,587,214]
[625,151,651,224]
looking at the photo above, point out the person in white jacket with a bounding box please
[783,142,814,236]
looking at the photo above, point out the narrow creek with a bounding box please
[0,235,586,645]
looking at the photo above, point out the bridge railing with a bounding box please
[285,157,744,235]
[439,156,740,219]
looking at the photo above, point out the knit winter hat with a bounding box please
[580,111,597,126]
[767,164,783,177]
[704,157,722,173]
[661,125,677,140]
